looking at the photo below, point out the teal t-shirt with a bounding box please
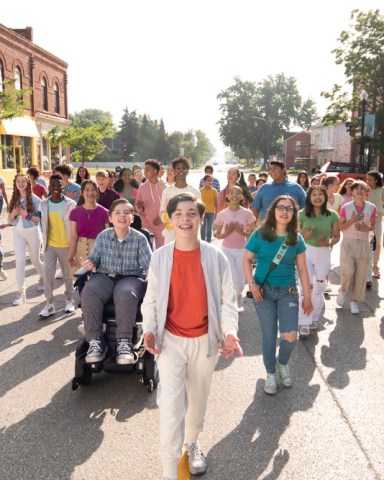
[245,229,306,286]
[298,209,339,247]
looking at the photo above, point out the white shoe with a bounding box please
[299,325,310,337]
[36,278,45,291]
[0,268,7,280]
[350,301,360,315]
[39,303,56,318]
[336,290,346,306]
[12,291,26,306]
[65,299,76,314]
[55,270,63,279]
[324,284,332,293]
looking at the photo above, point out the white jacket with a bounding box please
[38,195,76,249]
[142,241,239,356]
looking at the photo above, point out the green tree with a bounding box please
[0,78,32,120]
[155,119,169,163]
[117,108,139,161]
[136,114,157,161]
[321,9,384,155]
[218,75,318,164]
[69,109,115,132]
[48,124,109,165]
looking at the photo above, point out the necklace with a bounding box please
[83,205,97,220]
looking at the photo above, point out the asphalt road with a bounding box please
[0,177,383,480]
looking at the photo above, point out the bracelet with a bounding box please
[25,212,33,220]
[249,281,256,288]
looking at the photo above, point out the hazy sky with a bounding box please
[1,0,382,155]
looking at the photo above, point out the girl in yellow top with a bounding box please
[199,175,218,243]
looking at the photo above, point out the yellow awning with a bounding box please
[0,117,40,137]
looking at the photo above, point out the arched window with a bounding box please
[54,83,60,114]
[42,77,48,110]
[15,67,22,90]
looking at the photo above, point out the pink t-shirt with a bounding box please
[69,205,110,238]
[215,206,256,249]
[340,201,377,241]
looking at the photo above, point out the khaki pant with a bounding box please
[340,238,370,301]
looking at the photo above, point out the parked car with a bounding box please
[320,162,366,182]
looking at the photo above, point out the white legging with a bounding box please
[299,245,331,326]
[221,246,246,295]
[13,225,44,291]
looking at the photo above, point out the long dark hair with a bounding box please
[77,179,99,206]
[261,195,298,245]
[75,166,90,185]
[304,185,330,217]
[296,171,309,190]
[9,174,34,213]
[338,177,355,195]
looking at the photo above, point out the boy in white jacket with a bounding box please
[143,193,242,480]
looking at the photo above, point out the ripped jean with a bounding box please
[254,284,299,374]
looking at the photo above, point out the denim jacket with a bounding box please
[8,195,41,229]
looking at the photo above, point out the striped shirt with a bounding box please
[88,227,152,277]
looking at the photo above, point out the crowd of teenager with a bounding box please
[0,158,382,480]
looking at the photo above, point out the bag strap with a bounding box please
[260,237,290,288]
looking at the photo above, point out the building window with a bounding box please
[54,83,60,114]
[15,67,22,89]
[42,78,48,111]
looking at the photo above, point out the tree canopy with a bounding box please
[0,79,32,120]
[217,74,318,163]
[321,9,384,154]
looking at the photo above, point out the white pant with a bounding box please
[13,225,43,291]
[222,246,245,295]
[157,331,218,478]
[299,245,330,326]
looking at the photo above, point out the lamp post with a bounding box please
[252,116,270,169]
[359,89,368,169]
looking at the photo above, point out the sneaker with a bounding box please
[185,442,206,475]
[38,303,56,318]
[309,321,317,330]
[299,325,310,337]
[264,373,277,395]
[324,284,332,293]
[12,291,26,306]
[350,301,360,315]
[65,299,76,314]
[276,360,293,387]
[85,335,108,363]
[78,321,85,335]
[116,338,135,365]
[336,289,346,306]
[0,268,7,280]
[55,270,63,279]
[373,266,380,278]
[36,278,45,291]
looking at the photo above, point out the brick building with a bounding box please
[283,131,313,169]
[0,24,70,182]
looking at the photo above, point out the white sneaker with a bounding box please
[336,290,346,306]
[350,301,360,315]
[55,270,63,279]
[65,299,76,314]
[299,325,310,337]
[12,291,26,306]
[36,278,45,291]
[185,442,206,475]
[39,303,56,318]
[264,373,277,395]
[324,284,332,293]
[0,268,7,280]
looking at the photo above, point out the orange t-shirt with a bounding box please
[165,247,209,338]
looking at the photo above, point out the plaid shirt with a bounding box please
[88,227,151,277]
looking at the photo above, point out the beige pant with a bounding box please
[340,238,370,301]
[71,237,96,277]
[157,331,218,478]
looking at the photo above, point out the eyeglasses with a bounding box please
[276,205,295,213]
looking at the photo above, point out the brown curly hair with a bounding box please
[9,174,34,213]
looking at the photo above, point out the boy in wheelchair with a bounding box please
[79,198,152,365]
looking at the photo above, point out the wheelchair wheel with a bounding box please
[72,360,92,390]
[144,352,159,393]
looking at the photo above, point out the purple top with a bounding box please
[97,188,120,209]
[69,205,110,239]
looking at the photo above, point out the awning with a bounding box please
[0,117,40,137]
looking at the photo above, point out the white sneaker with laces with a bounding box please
[299,325,310,337]
[55,270,63,279]
[65,299,76,314]
[324,284,332,293]
[39,303,56,318]
[0,268,8,280]
[264,373,277,394]
[336,290,346,306]
[12,291,26,306]
[185,442,206,475]
[350,301,360,315]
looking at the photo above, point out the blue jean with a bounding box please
[200,212,215,243]
[253,284,299,374]
[0,197,3,215]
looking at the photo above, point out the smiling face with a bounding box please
[366,174,377,190]
[227,168,239,184]
[310,187,326,207]
[173,162,189,181]
[81,182,98,203]
[96,175,109,191]
[269,165,285,183]
[78,168,87,179]
[274,198,295,225]
[121,170,133,185]
[109,202,134,229]
[228,185,243,204]
[170,200,202,239]
[15,175,29,192]
[49,177,64,200]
